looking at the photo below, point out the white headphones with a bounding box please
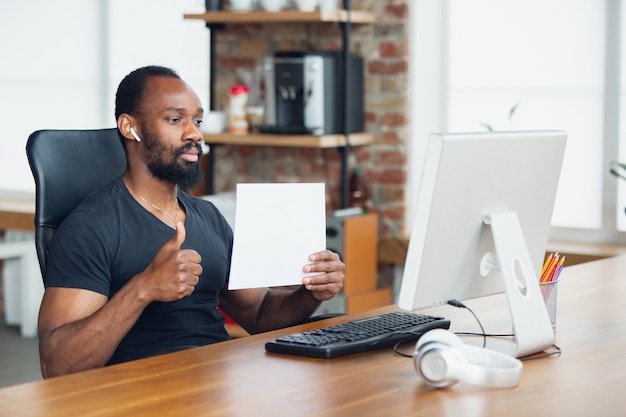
[413,329,523,389]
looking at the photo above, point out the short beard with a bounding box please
[142,129,205,191]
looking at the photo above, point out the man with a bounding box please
[38,66,345,378]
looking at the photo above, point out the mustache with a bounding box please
[174,142,204,159]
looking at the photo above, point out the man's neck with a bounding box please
[122,173,178,206]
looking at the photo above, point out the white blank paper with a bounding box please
[228,183,326,290]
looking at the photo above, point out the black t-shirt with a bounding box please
[46,177,233,365]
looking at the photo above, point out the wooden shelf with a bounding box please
[203,132,374,148]
[183,10,375,24]
[186,8,373,204]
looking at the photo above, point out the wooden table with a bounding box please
[1,255,626,416]
[0,190,35,232]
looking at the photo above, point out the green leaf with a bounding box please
[481,122,494,131]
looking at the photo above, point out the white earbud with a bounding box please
[129,127,142,142]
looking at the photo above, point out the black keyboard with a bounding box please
[265,311,450,359]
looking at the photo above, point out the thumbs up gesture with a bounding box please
[139,221,203,302]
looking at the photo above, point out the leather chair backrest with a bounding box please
[26,128,127,281]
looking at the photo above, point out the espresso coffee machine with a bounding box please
[261,51,364,135]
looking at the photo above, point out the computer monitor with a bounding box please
[398,130,567,357]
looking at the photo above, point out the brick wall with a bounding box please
[210,0,410,280]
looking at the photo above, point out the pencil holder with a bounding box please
[539,279,559,328]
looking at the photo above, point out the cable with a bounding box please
[393,342,414,358]
[447,299,486,348]
[393,299,488,358]
[392,299,563,360]
[447,300,562,360]
[393,339,562,360]
[455,332,514,338]
[393,334,562,360]
[519,344,562,361]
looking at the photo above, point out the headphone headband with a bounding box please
[457,344,523,388]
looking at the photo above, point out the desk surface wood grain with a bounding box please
[1,255,626,416]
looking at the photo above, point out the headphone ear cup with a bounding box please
[414,330,468,388]
[413,329,524,389]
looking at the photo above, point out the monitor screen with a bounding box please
[398,131,567,313]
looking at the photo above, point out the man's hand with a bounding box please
[301,250,345,301]
[139,221,202,302]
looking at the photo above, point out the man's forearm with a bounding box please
[250,286,322,334]
[39,286,148,378]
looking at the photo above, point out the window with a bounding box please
[616,1,626,231]
[410,0,625,245]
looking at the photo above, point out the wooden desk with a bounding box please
[0,190,35,232]
[1,255,626,416]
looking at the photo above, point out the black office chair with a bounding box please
[25,128,127,280]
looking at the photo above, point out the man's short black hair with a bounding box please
[115,65,180,120]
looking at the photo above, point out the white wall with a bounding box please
[0,0,210,192]
[407,0,448,228]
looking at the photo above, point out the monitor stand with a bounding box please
[473,211,555,358]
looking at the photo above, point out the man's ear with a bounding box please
[117,114,137,142]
